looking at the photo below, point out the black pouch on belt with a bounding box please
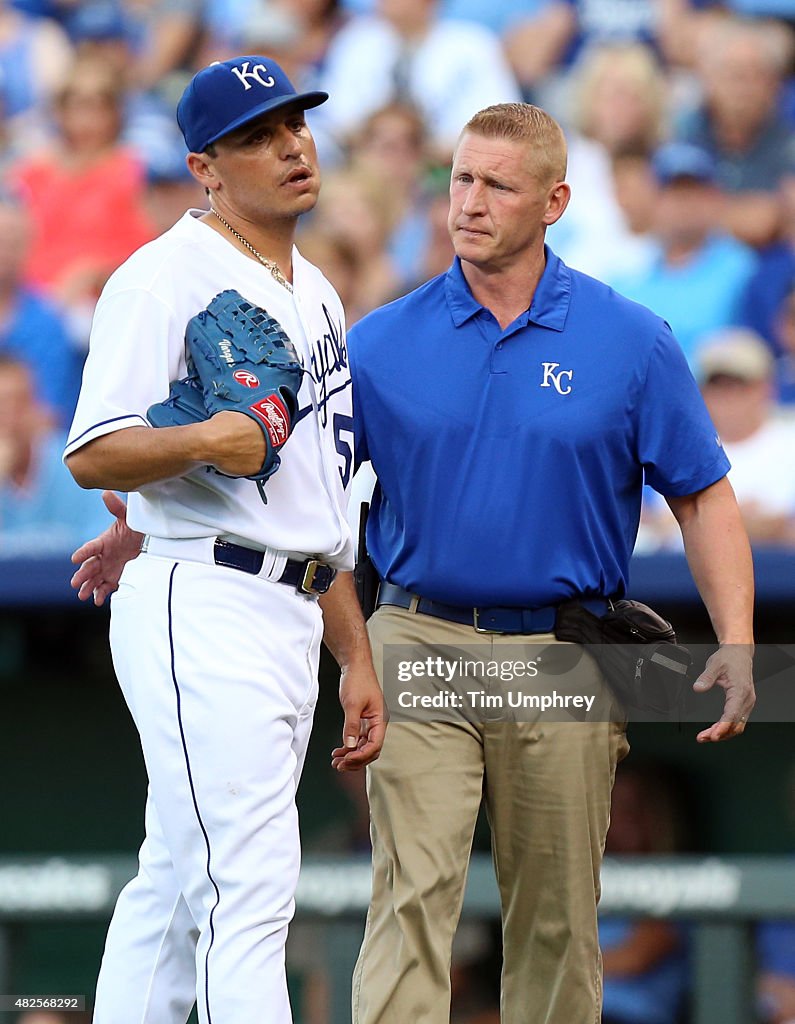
[554,598,693,717]
[353,501,379,620]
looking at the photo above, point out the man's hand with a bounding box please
[331,660,386,772]
[319,571,387,771]
[198,411,268,478]
[694,644,755,742]
[668,480,755,743]
[70,491,141,605]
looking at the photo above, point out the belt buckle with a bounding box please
[473,608,500,634]
[300,559,334,595]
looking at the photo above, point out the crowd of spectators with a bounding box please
[0,3,793,1018]
[0,0,794,555]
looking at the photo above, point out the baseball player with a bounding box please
[64,57,384,1024]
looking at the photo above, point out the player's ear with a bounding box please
[187,151,219,192]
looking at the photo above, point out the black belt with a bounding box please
[376,581,609,635]
[213,540,336,595]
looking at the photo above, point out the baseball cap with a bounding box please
[66,0,129,42]
[697,329,774,383]
[177,56,328,154]
[651,143,717,186]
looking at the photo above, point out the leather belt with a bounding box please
[376,581,608,635]
[213,540,336,594]
[141,536,336,595]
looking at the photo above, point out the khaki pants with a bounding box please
[352,605,629,1024]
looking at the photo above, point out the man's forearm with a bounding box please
[319,571,374,670]
[66,425,206,491]
[320,570,386,768]
[66,412,267,492]
[669,477,754,645]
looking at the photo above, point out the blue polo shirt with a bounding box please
[348,249,729,607]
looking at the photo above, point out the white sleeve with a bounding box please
[64,287,180,457]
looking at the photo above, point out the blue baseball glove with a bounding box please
[147,289,304,502]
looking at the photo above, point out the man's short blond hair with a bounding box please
[462,103,567,184]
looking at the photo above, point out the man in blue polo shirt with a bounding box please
[348,103,755,1024]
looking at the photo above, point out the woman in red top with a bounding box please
[9,54,155,341]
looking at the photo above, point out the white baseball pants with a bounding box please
[93,551,323,1024]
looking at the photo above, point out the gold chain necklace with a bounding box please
[211,208,293,293]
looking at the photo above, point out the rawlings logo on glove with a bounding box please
[234,369,260,387]
[249,394,291,447]
[147,289,304,503]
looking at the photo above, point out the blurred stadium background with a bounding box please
[1,0,795,1020]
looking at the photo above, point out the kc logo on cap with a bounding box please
[176,55,328,154]
[229,61,275,91]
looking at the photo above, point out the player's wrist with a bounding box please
[717,639,755,653]
[180,415,244,465]
[338,650,377,677]
[175,419,217,466]
[187,414,268,478]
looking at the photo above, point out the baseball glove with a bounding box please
[147,289,303,502]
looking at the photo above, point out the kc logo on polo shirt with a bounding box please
[540,362,574,395]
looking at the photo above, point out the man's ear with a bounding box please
[187,152,219,193]
[543,181,571,227]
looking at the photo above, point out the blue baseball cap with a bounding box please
[66,1,129,42]
[177,56,328,154]
[651,143,717,186]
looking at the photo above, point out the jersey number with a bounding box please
[333,412,354,489]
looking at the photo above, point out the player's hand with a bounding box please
[332,661,386,771]
[693,644,755,742]
[195,411,268,478]
[70,491,142,606]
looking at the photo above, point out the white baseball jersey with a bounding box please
[77,210,356,1024]
[65,210,354,569]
